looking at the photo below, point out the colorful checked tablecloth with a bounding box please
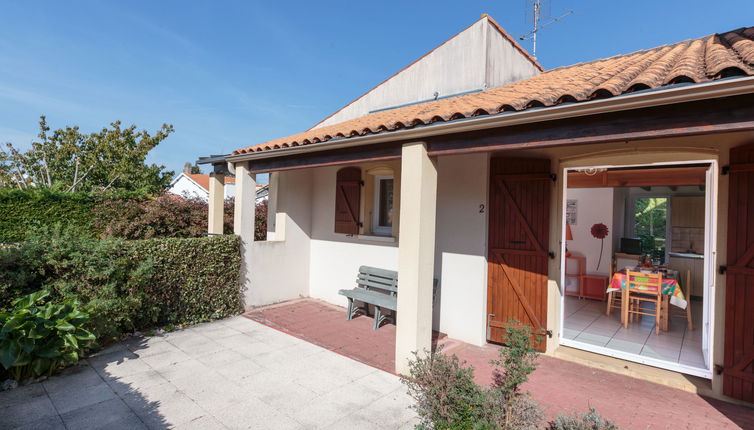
[607,271,687,310]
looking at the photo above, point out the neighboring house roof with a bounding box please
[233,26,754,155]
[177,173,236,192]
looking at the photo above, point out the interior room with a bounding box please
[561,164,710,375]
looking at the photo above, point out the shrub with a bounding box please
[403,322,618,430]
[486,324,542,429]
[0,225,242,344]
[255,199,268,241]
[0,290,95,381]
[548,408,619,430]
[121,235,243,327]
[0,188,96,243]
[402,323,545,430]
[402,346,492,429]
[94,194,217,239]
[5,225,152,342]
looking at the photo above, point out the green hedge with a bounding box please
[0,227,242,343]
[122,236,243,327]
[0,189,97,242]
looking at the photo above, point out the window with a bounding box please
[634,197,668,263]
[372,175,394,235]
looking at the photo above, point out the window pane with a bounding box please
[378,178,394,227]
[634,197,667,262]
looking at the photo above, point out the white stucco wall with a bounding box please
[308,165,400,305]
[247,169,312,306]
[434,153,489,346]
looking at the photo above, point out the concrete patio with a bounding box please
[0,316,417,430]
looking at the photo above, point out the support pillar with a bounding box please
[208,172,225,235]
[395,142,438,375]
[234,162,256,242]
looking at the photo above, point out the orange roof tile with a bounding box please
[186,173,235,191]
[234,26,754,155]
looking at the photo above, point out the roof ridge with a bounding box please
[483,14,544,71]
[305,15,540,131]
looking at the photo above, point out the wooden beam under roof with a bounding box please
[567,166,708,188]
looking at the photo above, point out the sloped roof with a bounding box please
[185,173,236,191]
[233,26,754,155]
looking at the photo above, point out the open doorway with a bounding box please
[560,162,715,378]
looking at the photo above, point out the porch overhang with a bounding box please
[223,77,754,174]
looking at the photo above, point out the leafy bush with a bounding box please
[93,194,235,239]
[403,323,544,430]
[548,408,619,430]
[0,225,242,344]
[0,188,96,243]
[255,199,268,241]
[403,346,491,429]
[0,290,95,381]
[485,324,544,430]
[121,235,243,327]
[403,322,617,430]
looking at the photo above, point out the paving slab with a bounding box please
[0,314,413,430]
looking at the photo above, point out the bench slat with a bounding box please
[359,265,398,280]
[356,278,398,292]
[338,288,397,311]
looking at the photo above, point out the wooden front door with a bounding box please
[724,143,754,403]
[487,157,552,351]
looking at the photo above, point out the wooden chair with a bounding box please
[670,269,694,331]
[605,260,622,318]
[623,270,663,335]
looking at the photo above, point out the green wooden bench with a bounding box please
[338,266,398,330]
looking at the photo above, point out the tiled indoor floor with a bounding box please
[563,296,706,369]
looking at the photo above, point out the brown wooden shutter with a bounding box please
[487,157,552,352]
[335,167,362,234]
[724,143,754,404]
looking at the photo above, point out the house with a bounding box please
[169,172,237,201]
[169,168,269,202]
[199,16,754,404]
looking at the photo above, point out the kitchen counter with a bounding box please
[669,252,704,260]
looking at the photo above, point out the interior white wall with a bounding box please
[247,169,312,306]
[434,153,489,346]
[566,187,614,276]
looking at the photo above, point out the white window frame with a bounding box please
[559,159,717,380]
[372,175,394,236]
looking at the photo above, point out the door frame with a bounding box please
[558,159,717,380]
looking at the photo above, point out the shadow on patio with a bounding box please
[245,298,754,429]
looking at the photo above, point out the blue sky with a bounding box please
[1,1,752,182]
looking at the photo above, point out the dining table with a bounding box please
[607,268,687,331]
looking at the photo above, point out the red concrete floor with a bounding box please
[245,299,754,429]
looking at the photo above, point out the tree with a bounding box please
[0,116,175,193]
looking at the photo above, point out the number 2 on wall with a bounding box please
[479,204,485,213]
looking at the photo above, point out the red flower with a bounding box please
[591,223,609,239]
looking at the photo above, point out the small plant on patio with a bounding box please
[402,346,493,429]
[402,321,546,430]
[485,323,544,430]
[548,408,619,430]
[0,290,95,382]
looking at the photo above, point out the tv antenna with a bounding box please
[519,0,573,59]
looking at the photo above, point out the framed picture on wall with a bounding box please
[566,199,577,225]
